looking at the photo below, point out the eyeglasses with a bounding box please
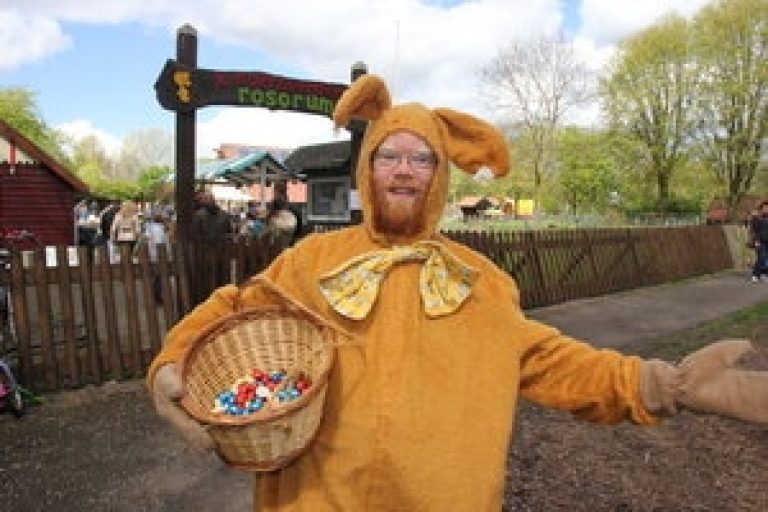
[372,150,437,171]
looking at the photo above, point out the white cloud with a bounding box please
[578,0,712,45]
[0,9,71,71]
[196,108,347,159]
[571,36,616,72]
[190,0,564,116]
[55,119,121,156]
[12,0,566,110]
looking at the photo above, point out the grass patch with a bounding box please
[635,301,768,361]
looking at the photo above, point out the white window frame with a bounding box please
[307,176,352,222]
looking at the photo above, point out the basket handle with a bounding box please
[236,274,359,347]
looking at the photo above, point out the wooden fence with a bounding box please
[0,225,732,393]
[444,225,732,309]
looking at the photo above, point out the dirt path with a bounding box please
[528,270,768,348]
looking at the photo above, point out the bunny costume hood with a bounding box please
[333,74,509,245]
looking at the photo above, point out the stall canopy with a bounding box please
[207,151,291,187]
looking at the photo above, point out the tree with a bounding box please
[556,127,620,214]
[137,165,173,201]
[0,87,69,164]
[114,129,173,181]
[601,15,696,213]
[66,134,141,199]
[90,179,139,200]
[691,0,768,217]
[70,134,113,180]
[480,33,593,199]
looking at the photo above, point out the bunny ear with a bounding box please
[333,74,392,129]
[433,108,510,179]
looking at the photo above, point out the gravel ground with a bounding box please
[0,380,253,511]
[3,272,767,511]
[3,372,766,512]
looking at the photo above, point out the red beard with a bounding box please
[372,178,428,237]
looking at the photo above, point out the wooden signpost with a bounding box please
[155,24,359,242]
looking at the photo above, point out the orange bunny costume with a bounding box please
[148,75,657,511]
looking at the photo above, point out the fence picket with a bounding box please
[77,246,102,383]
[9,249,32,384]
[173,244,191,315]
[55,246,79,387]
[156,244,175,327]
[98,247,122,380]
[136,244,162,366]
[32,247,57,389]
[118,245,143,377]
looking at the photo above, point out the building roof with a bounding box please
[284,140,351,174]
[214,143,292,162]
[196,151,291,186]
[457,196,487,208]
[0,118,88,193]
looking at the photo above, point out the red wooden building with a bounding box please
[0,119,89,246]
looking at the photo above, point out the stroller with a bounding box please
[0,228,42,417]
[0,357,24,417]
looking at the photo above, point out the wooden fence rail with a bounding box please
[0,225,732,392]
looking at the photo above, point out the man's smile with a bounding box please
[386,186,419,197]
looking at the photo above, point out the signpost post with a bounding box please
[173,24,197,243]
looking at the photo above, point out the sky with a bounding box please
[0,0,713,161]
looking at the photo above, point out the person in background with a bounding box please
[240,203,267,239]
[74,199,88,224]
[189,190,234,303]
[147,75,768,511]
[749,200,768,283]
[231,205,246,237]
[110,200,142,257]
[99,202,119,242]
[98,201,119,259]
[142,210,169,303]
[190,190,232,245]
[262,194,297,247]
[75,200,100,253]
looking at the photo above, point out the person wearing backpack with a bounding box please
[110,200,142,256]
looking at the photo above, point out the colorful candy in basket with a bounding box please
[212,369,313,416]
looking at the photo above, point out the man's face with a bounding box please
[371,131,436,237]
[761,204,768,216]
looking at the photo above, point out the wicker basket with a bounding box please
[178,302,336,472]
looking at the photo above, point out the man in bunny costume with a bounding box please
[148,75,767,511]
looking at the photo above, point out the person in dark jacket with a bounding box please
[189,190,233,303]
[99,202,119,245]
[749,200,768,283]
[190,191,232,244]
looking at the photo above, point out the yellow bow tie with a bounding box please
[318,241,479,320]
